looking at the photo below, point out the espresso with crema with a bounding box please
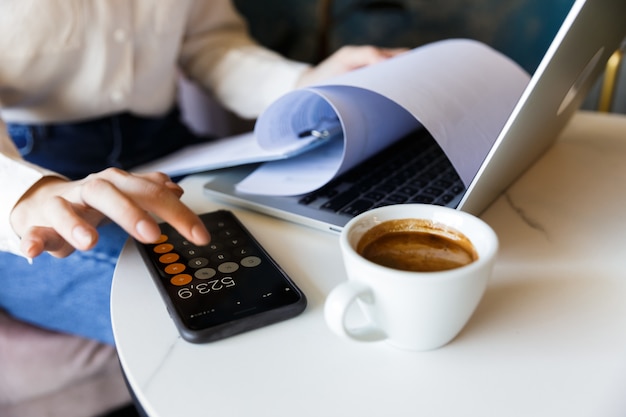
[356,219,478,272]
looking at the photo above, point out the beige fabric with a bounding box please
[0,310,131,417]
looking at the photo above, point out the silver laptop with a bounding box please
[203,0,626,233]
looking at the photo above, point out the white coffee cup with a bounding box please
[324,204,498,351]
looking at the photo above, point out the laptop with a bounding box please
[203,0,626,233]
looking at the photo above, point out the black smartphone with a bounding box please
[135,210,307,343]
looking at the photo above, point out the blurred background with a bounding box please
[232,0,624,113]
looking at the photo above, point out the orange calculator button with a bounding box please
[159,253,180,264]
[154,243,174,254]
[165,263,186,275]
[170,274,192,286]
[154,234,169,244]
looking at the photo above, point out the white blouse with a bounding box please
[0,0,309,254]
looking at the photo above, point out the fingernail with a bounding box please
[21,238,37,259]
[192,224,210,245]
[165,181,184,195]
[165,181,182,190]
[73,225,93,247]
[136,219,160,242]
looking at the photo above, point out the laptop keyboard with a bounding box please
[297,129,466,217]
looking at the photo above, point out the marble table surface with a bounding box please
[112,111,626,417]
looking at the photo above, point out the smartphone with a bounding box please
[135,210,307,343]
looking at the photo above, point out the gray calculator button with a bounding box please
[241,256,261,267]
[208,243,223,251]
[218,262,239,273]
[188,257,209,268]
[195,268,217,279]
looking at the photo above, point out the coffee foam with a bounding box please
[356,219,478,272]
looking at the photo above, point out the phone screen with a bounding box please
[137,210,306,342]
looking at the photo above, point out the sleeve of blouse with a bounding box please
[0,120,62,256]
[178,0,311,119]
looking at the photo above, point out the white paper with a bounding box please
[133,129,332,178]
[237,86,420,195]
[236,39,531,195]
[134,133,261,177]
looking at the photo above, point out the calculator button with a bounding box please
[184,248,199,257]
[154,243,174,254]
[170,274,192,286]
[207,243,223,251]
[154,234,168,244]
[165,263,186,275]
[240,256,262,267]
[188,257,209,268]
[218,262,239,274]
[233,247,254,257]
[211,253,228,263]
[219,229,237,239]
[195,268,217,279]
[159,253,180,264]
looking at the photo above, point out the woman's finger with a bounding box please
[10,168,210,259]
[296,45,408,88]
[40,194,101,250]
[75,168,210,246]
[20,225,78,258]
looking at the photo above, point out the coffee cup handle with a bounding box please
[324,281,386,342]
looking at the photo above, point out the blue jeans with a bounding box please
[0,108,205,345]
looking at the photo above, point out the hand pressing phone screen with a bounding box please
[135,210,306,343]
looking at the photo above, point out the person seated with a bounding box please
[0,0,402,347]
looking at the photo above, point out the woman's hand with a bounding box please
[10,168,210,258]
[296,45,407,88]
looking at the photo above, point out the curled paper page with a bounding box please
[236,39,530,196]
[237,86,420,195]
